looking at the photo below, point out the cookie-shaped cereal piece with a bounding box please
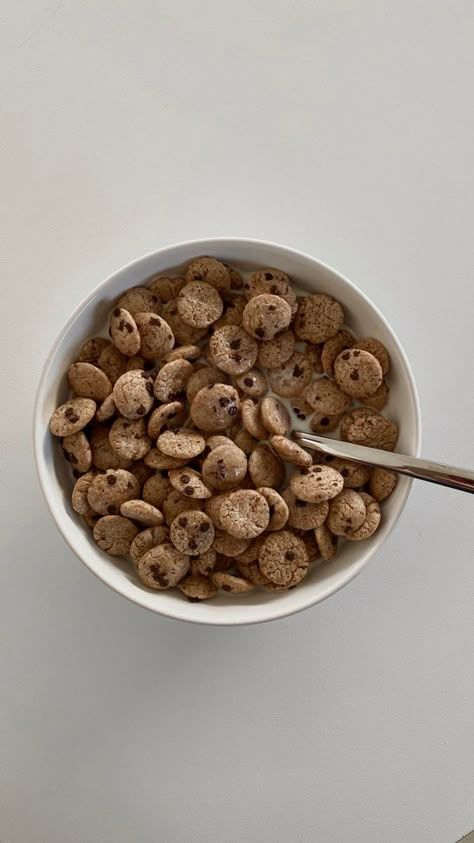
[126,355,148,372]
[82,511,100,530]
[87,468,140,516]
[235,368,267,399]
[142,474,171,507]
[219,490,270,539]
[134,312,175,360]
[235,557,271,587]
[190,549,217,577]
[268,351,312,398]
[164,300,209,344]
[109,308,141,357]
[89,427,132,470]
[50,398,96,437]
[290,394,313,422]
[326,490,367,536]
[205,435,235,451]
[204,492,234,529]
[130,525,170,565]
[340,407,398,451]
[153,359,194,402]
[234,533,268,565]
[190,383,240,432]
[353,337,390,375]
[177,280,224,328]
[170,511,215,555]
[234,429,259,456]
[108,417,151,461]
[242,294,292,341]
[244,268,297,316]
[71,470,98,515]
[113,370,154,419]
[185,256,231,292]
[259,530,309,587]
[137,544,190,589]
[309,412,343,433]
[269,435,312,468]
[61,431,92,473]
[256,329,295,369]
[202,444,247,490]
[93,515,139,556]
[212,294,245,330]
[163,344,201,363]
[163,489,201,525]
[333,348,382,399]
[294,294,344,343]
[359,379,389,411]
[147,275,185,304]
[117,286,161,316]
[67,362,112,402]
[314,453,371,488]
[186,367,228,403]
[261,396,291,436]
[248,444,285,489]
[314,525,338,560]
[95,394,116,423]
[281,488,329,530]
[128,460,154,488]
[97,344,127,384]
[256,487,289,531]
[144,449,187,470]
[225,265,243,290]
[211,572,255,594]
[212,530,250,556]
[157,428,205,460]
[120,499,163,526]
[241,399,267,439]
[346,493,381,541]
[178,575,218,601]
[320,330,354,378]
[77,337,111,365]
[304,378,352,415]
[169,468,212,499]
[147,402,187,438]
[208,325,258,376]
[369,468,398,502]
[290,464,344,503]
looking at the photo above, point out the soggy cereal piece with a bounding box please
[268,351,312,398]
[90,426,132,470]
[234,429,259,456]
[170,511,215,555]
[257,487,289,531]
[71,470,99,515]
[309,412,344,434]
[334,348,383,399]
[163,489,201,524]
[178,574,218,601]
[313,453,371,488]
[260,395,291,436]
[191,383,240,432]
[244,268,297,316]
[148,275,185,304]
[144,449,187,470]
[208,325,258,376]
[305,343,324,374]
[186,367,229,403]
[212,295,246,330]
[190,549,217,577]
[281,487,329,530]
[87,468,140,516]
[177,280,224,328]
[67,362,112,402]
[369,468,398,502]
[169,468,212,499]
[256,329,295,369]
[340,407,398,451]
[147,401,187,438]
[314,525,338,560]
[248,444,285,489]
[269,435,312,468]
[156,428,205,460]
[241,399,267,440]
[353,337,390,375]
[290,395,313,422]
[242,294,292,341]
[164,300,209,344]
[326,489,367,536]
[205,493,233,530]
[235,367,268,399]
[290,464,344,503]
[50,398,96,437]
[359,379,389,411]
[61,431,92,473]
[95,394,116,423]
[137,544,190,589]
[219,489,270,539]
[259,530,309,586]
[109,307,141,357]
[134,312,175,359]
[120,499,164,526]
[202,444,247,490]
[164,344,201,363]
[346,492,381,540]
[77,337,111,365]
[321,330,354,378]
[93,515,139,556]
[212,530,250,556]
[130,525,170,565]
[185,256,231,292]
[97,344,128,384]
[108,417,151,461]
[142,474,171,507]
[211,572,255,594]
[304,378,352,415]
[117,286,162,316]
[113,371,154,419]
[294,294,344,343]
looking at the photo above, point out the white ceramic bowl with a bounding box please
[34,238,421,625]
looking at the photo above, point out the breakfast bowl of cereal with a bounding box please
[34,238,421,625]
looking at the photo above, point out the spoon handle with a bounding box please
[294,431,474,494]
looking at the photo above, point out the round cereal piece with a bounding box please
[67,362,112,402]
[326,489,367,536]
[202,444,247,490]
[186,367,228,403]
[71,470,98,515]
[190,549,217,577]
[256,487,289,531]
[369,468,398,502]
[269,435,312,468]
[157,428,205,460]
[258,530,309,586]
[147,401,187,438]
[240,398,267,439]
[353,337,390,375]
[137,544,190,589]
[334,348,383,399]
[61,431,92,473]
[185,256,231,292]
[314,525,338,560]
[153,359,194,402]
[147,275,184,304]
[95,394,116,423]
[212,530,250,556]
[108,417,151,461]
[113,370,154,419]
[164,300,209,344]
[178,574,218,601]
[234,533,268,565]
[133,312,174,360]
[294,528,321,562]
[170,511,215,555]
[205,493,232,529]
[87,469,140,516]
[294,294,344,343]
[208,325,258,376]
[50,398,96,437]
[126,354,148,372]
[211,572,255,594]
[226,265,244,290]
[97,344,127,384]
[314,453,371,488]
[190,383,240,432]
[163,344,201,363]
[235,367,267,399]
[304,378,352,415]
[359,379,389,411]
[169,468,212,499]
[235,558,271,587]
[93,515,139,556]
[89,426,132,470]
[205,434,237,451]
[281,487,329,530]
[109,307,141,357]
[177,280,224,328]
[219,490,270,539]
[340,407,398,451]
[212,294,246,330]
[346,492,381,540]
[290,464,344,503]
[128,460,154,488]
[244,268,297,316]
[321,330,354,378]
[163,489,201,525]
[306,343,324,374]
[117,286,161,316]
[77,336,111,365]
[242,294,292,341]
[268,351,312,398]
[130,525,170,565]
[82,510,100,530]
[261,395,291,436]
[234,429,259,456]
[309,412,344,434]
[290,394,313,422]
[142,474,171,507]
[144,449,187,470]
[248,444,285,489]
[256,328,295,369]
[120,499,164,526]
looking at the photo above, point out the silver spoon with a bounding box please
[294,431,474,494]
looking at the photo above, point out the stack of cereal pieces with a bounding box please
[49,257,399,601]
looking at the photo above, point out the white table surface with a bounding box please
[1,2,473,842]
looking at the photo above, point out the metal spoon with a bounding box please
[293,431,474,494]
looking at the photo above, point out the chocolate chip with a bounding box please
[341,352,350,360]
[184,487,195,496]
[264,272,273,280]
[295,499,306,508]
[228,404,238,416]
[222,584,232,592]
[244,377,253,387]
[320,417,330,426]
[62,449,77,463]
[270,284,278,293]
[293,364,303,378]
[107,475,117,485]
[229,338,241,350]
[353,350,361,357]
[285,551,295,560]
[219,397,231,407]
[113,308,120,317]
[107,504,116,514]
[300,468,309,476]
[137,405,146,415]
[150,317,161,326]
[180,474,190,483]
[350,370,359,381]
[200,522,210,532]
[268,305,276,312]
[150,564,168,587]
[189,539,198,550]
[178,517,188,527]
[341,469,349,477]
[233,354,242,363]
[255,328,265,339]
[313,466,322,473]
[64,408,79,423]
[145,382,154,395]
[244,282,250,289]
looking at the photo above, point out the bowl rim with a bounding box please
[33,236,422,625]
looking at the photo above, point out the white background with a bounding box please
[1,2,473,841]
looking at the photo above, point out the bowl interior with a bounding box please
[34,239,420,625]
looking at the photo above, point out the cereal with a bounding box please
[369,468,398,502]
[87,469,140,516]
[97,344,127,384]
[164,301,209,344]
[235,558,271,586]
[268,351,312,398]
[340,407,398,451]
[186,367,229,403]
[353,337,390,375]
[258,530,309,586]
[190,550,217,577]
[334,348,383,399]
[305,343,324,374]
[93,515,139,556]
[256,487,289,531]
[89,426,132,470]
[320,330,354,378]
[248,444,285,488]
[77,337,111,365]
[359,379,389,411]
[235,368,267,399]
[163,344,201,363]
[112,370,154,419]
[309,412,344,434]
[72,470,98,515]
[211,572,255,594]
[294,294,344,343]
[50,398,96,437]
[117,286,161,316]
[191,383,240,432]
[109,308,141,357]
[304,378,352,416]
[314,525,338,560]
[61,431,92,473]
[241,399,267,439]
[128,460,154,488]
[163,489,201,524]
[242,294,292,341]
[290,465,344,503]
[134,312,175,359]
[313,454,371,488]
[130,525,170,565]
[269,435,312,468]
[108,417,151,461]
[148,275,185,304]
[126,355,148,372]
[144,449,187,470]
[234,429,259,456]
[157,428,205,460]
[147,401,187,438]
[202,444,247,490]
[153,359,194,402]
[169,468,212,499]
[208,326,258,376]
[256,329,295,369]
[137,544,190,589]
[212,530,250,556]
[170,511,215,555]
[212,295,245,330]
[185,256,231,292]
[95,394,116,423]
[67,362,113,402]
[177,280,224,328]
[178,575,218,601]
[244,268,297,316]
[281,488,329,530]
[326,489,367,536]
[120,500,164,526]
[346,493,381,541]
[219,490,270,539]
[142,474,171,507]
[261,395,291,435]
[205,493,232,529]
